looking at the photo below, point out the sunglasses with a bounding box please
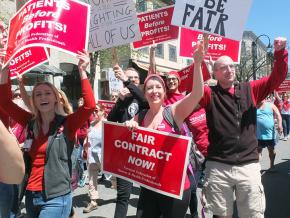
[13,93,21,98]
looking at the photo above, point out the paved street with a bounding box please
[18,139,290,218]
[71,139,290,218]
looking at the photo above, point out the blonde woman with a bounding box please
[83,104,106,213]
[0,51,96,218]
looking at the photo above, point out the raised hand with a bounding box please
[77,50,90,73]
[113,64,128,82]
[274,37,287,51]
[118,87,131,100]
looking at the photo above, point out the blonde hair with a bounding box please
[58,89,73,115]
[31,82,67,137]
[95,103,106,119]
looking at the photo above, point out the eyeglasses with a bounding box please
[128,76,139,80]
[216,64,235,71]
[166,77,178,82]
[13,94,21,98]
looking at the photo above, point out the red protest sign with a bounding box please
[98,99,115,116]
[102,121,191,199]
[276,80,290,93]
[4,0,90,66]
[133,6,179,49]
[9,47,49,78]
[178,62,211,93]
[179,28,241,63]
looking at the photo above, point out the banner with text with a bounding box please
[4,0,90,66]
[276,80,290,93]
[133,6,179,49]
[9,47,49,78]
[171,0,252,40]
[98,99,115,116]
[178,62,211,93]
[179,28,240,63]
[102,121,191,199]
[88,0,141,52]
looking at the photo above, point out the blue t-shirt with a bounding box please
[256,102,275,140]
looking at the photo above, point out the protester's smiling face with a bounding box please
[125,70,140,86]
[166,75,179,92]
[144,78,165,104]
[33,84,57,112]
[110,92,118,102]
[214,57,236,88]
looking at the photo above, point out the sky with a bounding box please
[246,0,290,48]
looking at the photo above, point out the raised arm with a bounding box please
[274,91,282,102]
[114,64,148,106]
[251,37,288,105]
[148,43,157,75]
[0,64,32,125]
[272,103,283,134]
[65,51,96,140]
[17,74,33,111]
[0,120,24,184]
[172,40,206,127]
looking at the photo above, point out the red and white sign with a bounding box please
[98,100,115,116]
[4,0,90,66]
[180,29,240,63]
[102,121,191,199]
[178,62,211,93]
[276,80,290,93]
[9,47,49,78]
[133,6,179,49]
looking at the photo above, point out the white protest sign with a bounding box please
[88,0,141,52]
[171,0,252,41]
[107,68,123,94]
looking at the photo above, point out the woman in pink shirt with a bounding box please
[125,41,205,218]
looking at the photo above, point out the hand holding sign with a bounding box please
[118,87,132,100]
[77,50,90,79]
[113,64,128,82]
[193,37,207,64]
[274,37,287,51]
[125,119,139,131]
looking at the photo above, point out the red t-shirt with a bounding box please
[186,108,209,156]
[0,79,96,191]
[164,92,185,106]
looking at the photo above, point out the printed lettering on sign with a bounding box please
[9,47,49,78]
[179,28,240,63]
[102,121,191,199]
[133,6,179,48]
[171,0,253,40]
[4,0,90,67]
[87,0,141,52]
